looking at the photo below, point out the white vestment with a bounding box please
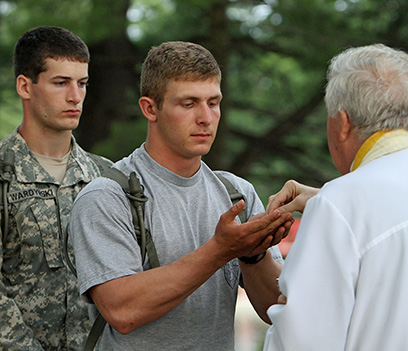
[263,138,408,351]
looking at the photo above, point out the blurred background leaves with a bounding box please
[1,0,407,203]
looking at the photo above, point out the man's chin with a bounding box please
[63,118,81,131]
[195,145,213,157]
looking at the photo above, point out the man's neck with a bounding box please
[144,142,202,178]
[18,122,73,158]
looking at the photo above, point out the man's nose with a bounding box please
[197,103,214,125]
[67,84,83,104]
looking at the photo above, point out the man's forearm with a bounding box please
[90,236,231,334]
[240,251,283,324]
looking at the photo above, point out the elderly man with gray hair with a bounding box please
[263,44,408,351]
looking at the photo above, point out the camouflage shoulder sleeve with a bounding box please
[0,136,45,350]
[0,251,45,350]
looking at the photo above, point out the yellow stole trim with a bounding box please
[351,129,408,172]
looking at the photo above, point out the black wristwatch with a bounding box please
[238,251,267,264]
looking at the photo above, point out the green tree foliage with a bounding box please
[1,0,407,202]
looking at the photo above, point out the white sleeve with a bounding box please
[263,195,359,351]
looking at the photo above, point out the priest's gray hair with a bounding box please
[325,44,408,139]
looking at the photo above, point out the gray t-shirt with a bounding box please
[69,145,283,351]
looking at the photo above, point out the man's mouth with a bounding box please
[64,109,81,116]
[192,133,211,140]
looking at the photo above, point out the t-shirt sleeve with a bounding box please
[68,178,144,303]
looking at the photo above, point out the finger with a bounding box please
[266,180,299,213]
[243,214,288,249]
[275,202,295,214]
[265,195,276,214]
[242,234,273,258]
[277,199,308,214]
[269,215,294,245]
[262,212,293,232]
[244,211,282,234]
[252,211,293,241]
[258,234,274,252]
[277,294,287,305]
[247,212,267,223]
[280,222,292,241]
[266,194,287,214]
[221,200,245,223]
[270,226,286,246]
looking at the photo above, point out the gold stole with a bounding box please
[351,129,408,172]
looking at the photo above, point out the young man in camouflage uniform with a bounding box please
[0,26,110,350]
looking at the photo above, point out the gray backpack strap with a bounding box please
[83,313,107,351]
[215,173,247,224]
[0,149,15,247]
[102,168,160,268]
[128,171,159,268]
[86,152,113,174]
[83,168,160,351]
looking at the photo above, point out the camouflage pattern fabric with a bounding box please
[0,130,103,350]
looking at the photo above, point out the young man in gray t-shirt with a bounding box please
[69,41,293,351]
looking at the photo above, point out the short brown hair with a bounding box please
[140,41,221,109]
[14,26,89,83]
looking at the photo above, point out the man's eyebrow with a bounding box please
[178,93,222,100]
[50,75,89,80]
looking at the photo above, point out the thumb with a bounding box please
[277,293,287,305]
[223,199,245,222]
[266,195,281,214]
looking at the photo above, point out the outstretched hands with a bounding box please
[213,200,293,261]
[266,180,319,214]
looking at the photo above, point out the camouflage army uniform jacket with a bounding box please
[0,130,105,350]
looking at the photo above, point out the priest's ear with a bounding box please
[338,110,353,142]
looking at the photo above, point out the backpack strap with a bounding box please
[83,313,107,351]
[86,152,113,174]
[215,173,247,223]
[102,168,160,268]
[83,168,160,351]
[0,149,15,247]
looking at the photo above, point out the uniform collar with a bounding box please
[6,129,97,185]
